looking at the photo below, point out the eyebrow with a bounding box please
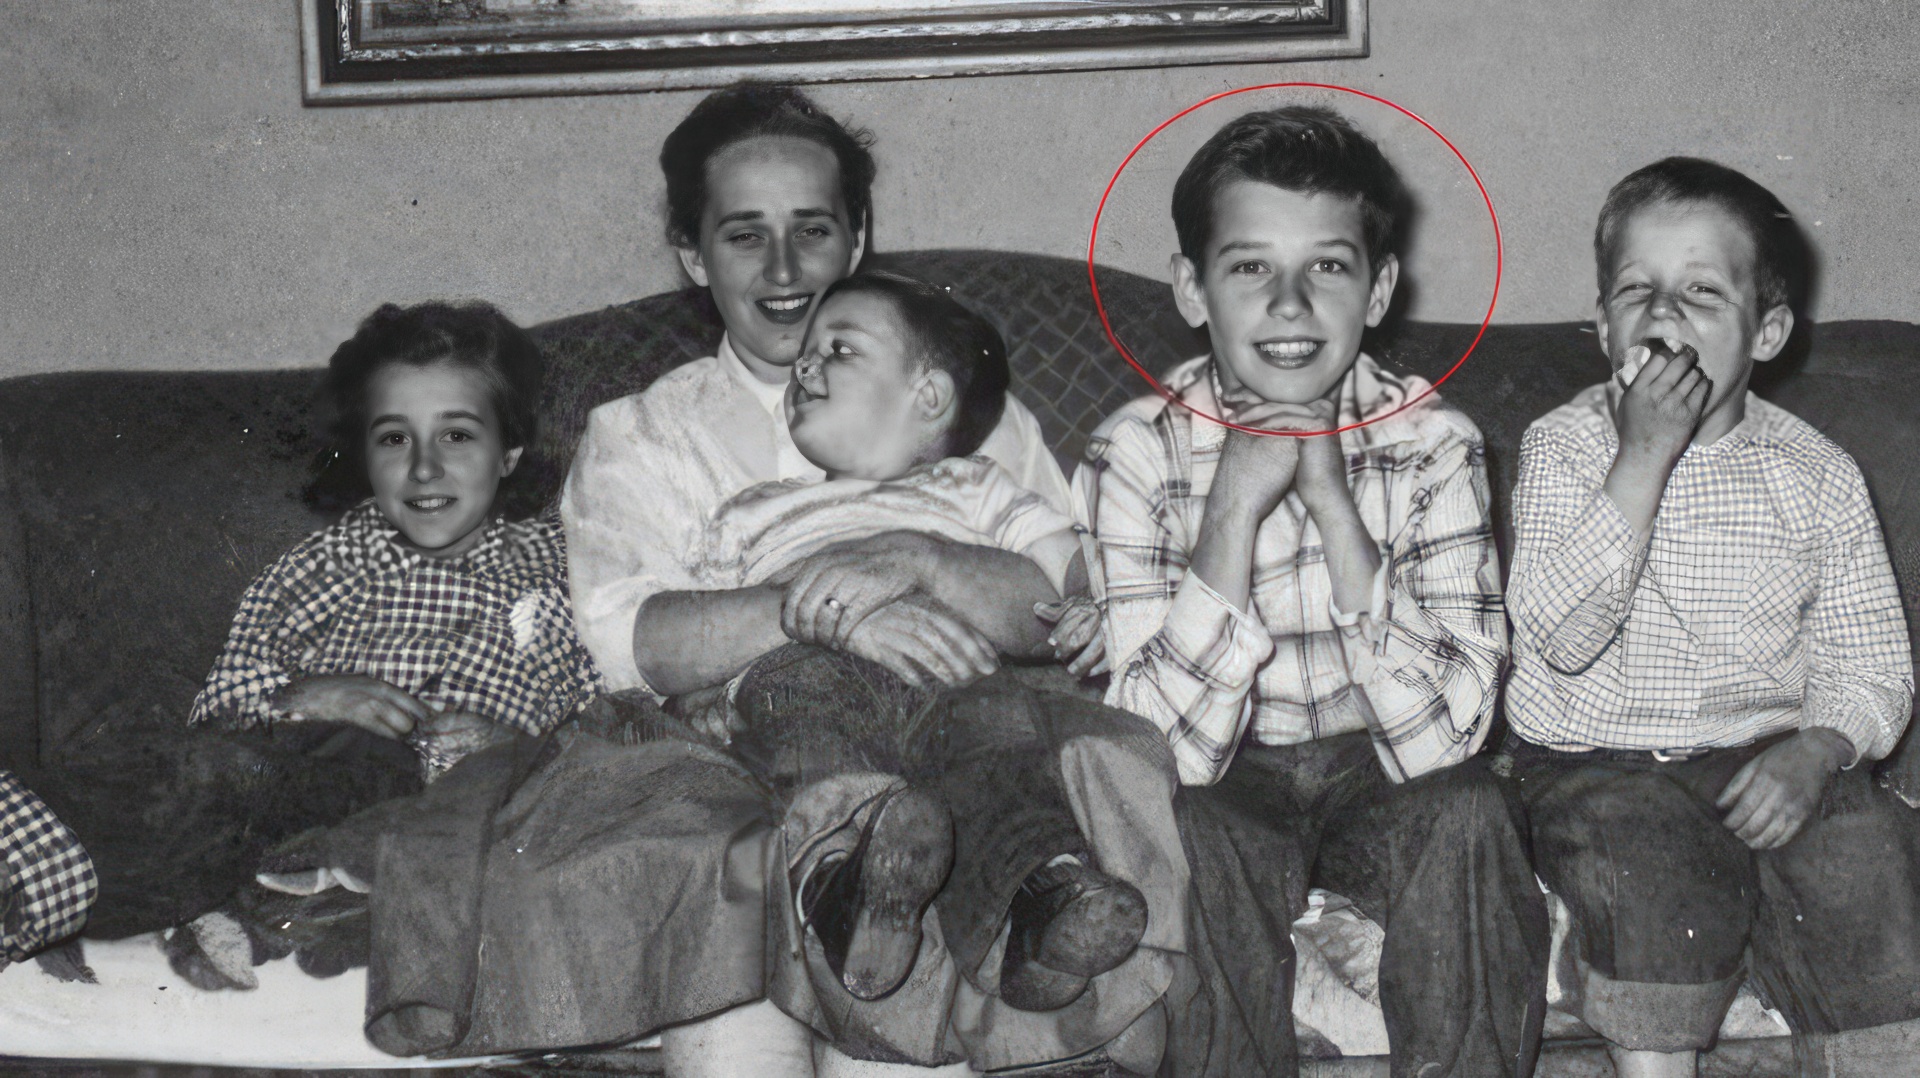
[368,410,487,426]
[715,207,838,227]
[1213,237,1361,258]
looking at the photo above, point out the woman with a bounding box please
[563,84,1183,1075]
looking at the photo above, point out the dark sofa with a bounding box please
[0,251,1913,1071]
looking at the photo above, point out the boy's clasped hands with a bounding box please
[1215,392,1345,520]
[1207,391,1383,618]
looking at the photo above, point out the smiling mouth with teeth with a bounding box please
[407,497,453,511]
[756,294,814,324]
[1255,340,1322,368]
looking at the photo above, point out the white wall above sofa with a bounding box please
[3,0,1917,376]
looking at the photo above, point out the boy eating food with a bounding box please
[1505,157,1920,1077]
[1077,105,1547,1076]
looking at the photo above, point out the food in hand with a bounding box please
[1618,335,1697,389]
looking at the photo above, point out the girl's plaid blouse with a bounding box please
[188,501,602,741]
[1,769,96,964]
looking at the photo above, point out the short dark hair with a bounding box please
[305,301,547,518]
[818,271,1009,459]
[1172,105,1408,270]
[1594,156,1810,314]
[660,82,877,250]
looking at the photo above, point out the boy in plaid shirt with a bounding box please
[1505,158,1920,1077]
[1076,106,1546,1077]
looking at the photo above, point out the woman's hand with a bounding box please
[843,592,1000,689]
[273,674,426,739]
[780,532,941,649]
[1035,597,1109,678]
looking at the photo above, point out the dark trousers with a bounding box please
[732,645,1089,981]
[27,721,421,939]
[1169,732,1548,1078]
[1509,733,1920,1051]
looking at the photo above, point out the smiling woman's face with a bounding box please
[679,135,866,383]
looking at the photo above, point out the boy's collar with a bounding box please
[1188,353,1394,449]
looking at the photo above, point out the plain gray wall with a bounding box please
[3,0,1917,376]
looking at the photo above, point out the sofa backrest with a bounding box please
[0,250,1913,767]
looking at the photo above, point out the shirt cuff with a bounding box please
[1329,553,1391,626]
[1163,571,1276,685]
[1802,680,1894,768]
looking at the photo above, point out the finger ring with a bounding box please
[825,597,845,611]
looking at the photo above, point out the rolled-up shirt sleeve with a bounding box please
[1508,425,1652,676]
[1078,419,1275,786]
[562,399,705,696]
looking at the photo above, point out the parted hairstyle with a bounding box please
[818,271,1009,460]
[305,301,548,519]
[1172,105,1408,271]
[1594,156,1811,315]
[660,82,878,250]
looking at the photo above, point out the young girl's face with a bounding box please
[364,361,523,559]
[678,135,866,382]
[785,290,941,481]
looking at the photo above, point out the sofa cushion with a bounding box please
[0,250,1911,768]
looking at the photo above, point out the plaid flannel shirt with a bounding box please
[1075,355,1508,786]
[1,769,96,964]
[189,501,603,750]
[1506,386,1913,762]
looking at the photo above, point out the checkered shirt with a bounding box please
[1,769,96,964]
[1074,354,1508,786]
[189,501,604,757]
[1506,386,1913,762]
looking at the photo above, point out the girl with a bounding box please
[190,301,600,780]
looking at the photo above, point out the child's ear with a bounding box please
[1750,303,1795,364]
[676,243,710,288]
[1364,254,1400,328]
[500,446,525,478]
[1171,254,1209,330]
[915,368,957,425]
[1592,298,1615,360]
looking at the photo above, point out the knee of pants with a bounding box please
[1397,761,1527,850]
[1535,770,1755,982]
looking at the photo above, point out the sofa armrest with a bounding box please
[0,446,37,773]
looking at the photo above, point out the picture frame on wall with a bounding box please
[300,0,1368,104]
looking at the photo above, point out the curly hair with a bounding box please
[304,301,550,519]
